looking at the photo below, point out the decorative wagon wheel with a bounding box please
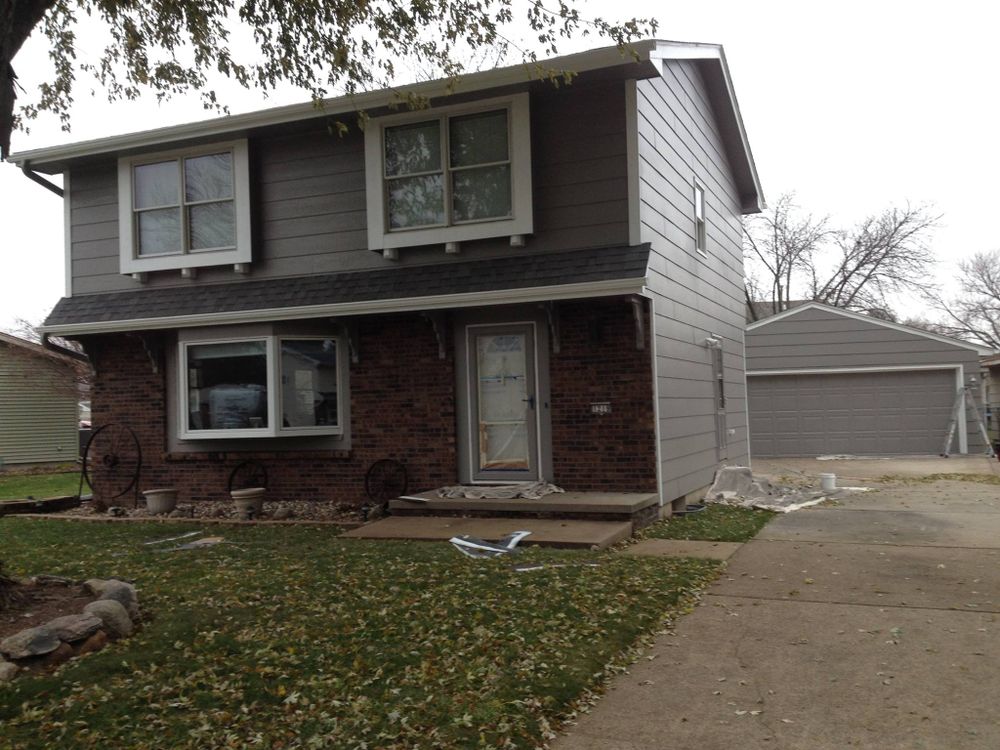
[227,460,269,493]
[81,424,142,502]
[364,459,408,512]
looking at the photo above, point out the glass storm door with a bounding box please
[470,325,539,482]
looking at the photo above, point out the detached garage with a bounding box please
[746,303,990,458]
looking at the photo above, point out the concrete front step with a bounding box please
[340,516,633,549]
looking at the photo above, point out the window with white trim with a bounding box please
[694,181,707,255]
[118,140,252,274]
[179,335,343,439]
[711,342,728,458]
[365,93,533,251]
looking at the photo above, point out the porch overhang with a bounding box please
[40,244,651,336]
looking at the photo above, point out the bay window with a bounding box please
[179,335,343,439]
[365,93,533,251]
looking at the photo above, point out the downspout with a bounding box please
[20,160,64,197]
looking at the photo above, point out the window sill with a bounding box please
[374,216,533,251]
[121,247,251,275]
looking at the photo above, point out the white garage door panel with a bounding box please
[749,370,955,457]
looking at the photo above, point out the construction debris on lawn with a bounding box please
[705,466,870,513]
[437,481,564,500]
[450,531,532,558]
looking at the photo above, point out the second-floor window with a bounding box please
[385,109,512,230]
[365,93,533,252]
[118,140,251,275]
[694,181,707,255]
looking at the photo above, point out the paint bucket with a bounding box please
[819,473,837,492]
[143,488,178,515]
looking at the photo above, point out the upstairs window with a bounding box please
[365,94,533,252]
[694,181,707,255]
[119,140,251,274]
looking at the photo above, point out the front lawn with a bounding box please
[0,519,720,749]
[641,504,775,543]
[0,471,80,501]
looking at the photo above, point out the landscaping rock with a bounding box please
[42,642,75,667]
[271,506,293,521]
[85,579,139,618]
[45,613,103,643]
[74,630,108,656]
[83,600,133,638]
[0,660,18,682]
[0,626,60,659]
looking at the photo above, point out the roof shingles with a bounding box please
[46,244,650,328]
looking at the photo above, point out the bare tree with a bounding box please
[811,204,940,311]
[931,250,1000,350]
[743,193,830,320]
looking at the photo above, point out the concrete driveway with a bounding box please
[552,475,1000,749]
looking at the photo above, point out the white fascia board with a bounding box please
[39,276,647,336]
[10,42,660,172]
[650,41,765,213]
[747,364,966,376]
[746,301,992,355]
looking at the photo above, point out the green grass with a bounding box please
[0,471,81,501]
[640,504,776,543]
[0,519,720,749]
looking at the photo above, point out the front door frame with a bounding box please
[454,306,553,484]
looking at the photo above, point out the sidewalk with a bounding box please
[551,478,1000,749]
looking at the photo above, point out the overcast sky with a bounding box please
[2,0,998,332]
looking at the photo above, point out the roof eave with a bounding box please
[9,41,663,174]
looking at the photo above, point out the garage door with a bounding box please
[748,369,956,457]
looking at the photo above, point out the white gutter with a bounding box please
[39,276,648,336]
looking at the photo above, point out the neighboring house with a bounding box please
[983,354,1000,444]
[0,332,84,466]
[10,40,763,510]
[745,302,992,457]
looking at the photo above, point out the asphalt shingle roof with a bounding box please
[46,244,650,328]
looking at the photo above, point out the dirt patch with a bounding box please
[0,583,94,643]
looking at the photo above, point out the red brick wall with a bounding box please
[85,314,457,506]
[84,302,656,505]
[549,299,657,492]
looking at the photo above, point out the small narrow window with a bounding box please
[694,182,707,255]
[711,342,727,458]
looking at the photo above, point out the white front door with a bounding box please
[468,324,539,482]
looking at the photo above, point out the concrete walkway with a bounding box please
[552,478,1000,749]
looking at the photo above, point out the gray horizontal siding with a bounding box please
[0,348,79,465]
[637,59,751,504]
[746,306,986,453]
[68,80,630,296]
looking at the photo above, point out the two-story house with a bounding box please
[10,40,763,514]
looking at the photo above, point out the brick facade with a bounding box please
[85,301,656,506]
[549,299,657,492]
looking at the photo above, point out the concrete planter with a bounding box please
[231,487,266,517]
[142,488,178,515]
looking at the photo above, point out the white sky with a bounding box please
[2,0,998,331]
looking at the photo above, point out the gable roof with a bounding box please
[0,331,85,368]
[40,244,651,336]
[746,301,994,355]
[8,40,762,213]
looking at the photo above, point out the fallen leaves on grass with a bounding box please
[0,520,720,750]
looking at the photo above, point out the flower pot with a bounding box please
[142,488,178,515]
[231,487,266,518]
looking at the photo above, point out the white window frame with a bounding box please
[177,334,344,440]
[118,139,252,274]
[694,180,707,256]
[364,93,533,251]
